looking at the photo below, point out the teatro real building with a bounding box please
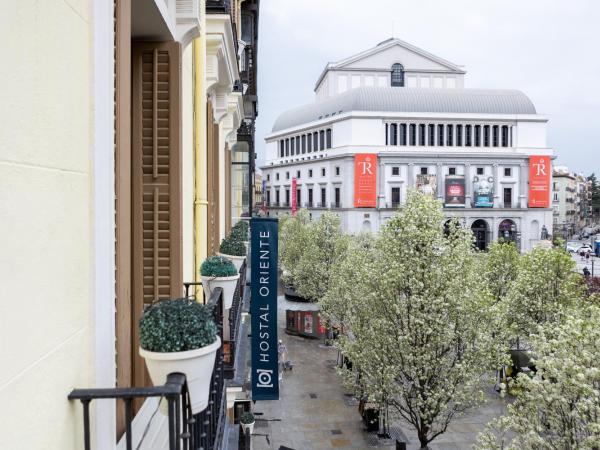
[261,38,553,252]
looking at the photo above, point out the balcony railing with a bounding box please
[330,202,342,209]
[69,287,229,450]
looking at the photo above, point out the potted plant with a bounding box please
[240,411,255,435]
[139,299,220,414]
[201,255,240,309]
[217,236,246,271]
[232,221,250,251]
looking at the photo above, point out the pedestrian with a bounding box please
[580,250,585,261]
[583,267,591,278]
[278,339,289,378]
[586,252,590,263]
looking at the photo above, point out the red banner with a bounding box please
[529,156,551,208]
[291,177,297,215]
[354,154,377,208]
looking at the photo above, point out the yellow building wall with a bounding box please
[0,2,93,449]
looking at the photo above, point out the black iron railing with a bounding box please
[68,288,227,450]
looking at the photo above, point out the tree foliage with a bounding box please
[476,305,600,450]
[278,209,311,286]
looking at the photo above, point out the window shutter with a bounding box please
[132,41,183,387]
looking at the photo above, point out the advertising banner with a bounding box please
[445,175,465,207]
[291,177,297,215]
[354,153,377,208]
[473,176,494,208]
[250,218,279,401]
[529,155,551,208]
[416,174,437,197]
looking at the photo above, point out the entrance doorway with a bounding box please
[498,219,517,243]
[471,219,489,251]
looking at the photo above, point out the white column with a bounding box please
[519,163,527,208]
[465,163,472,207]
[493,163,500,208]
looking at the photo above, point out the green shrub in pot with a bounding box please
[220,236,247,256]
[200,255,240,309]
[240,411,255,434]
[138,299,221,414]
[231,220,250,242]
[200,255,238,278]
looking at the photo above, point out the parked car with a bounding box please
[578,244,594,254]
[566,241,581,253]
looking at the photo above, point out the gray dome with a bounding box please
[272,87,537,132]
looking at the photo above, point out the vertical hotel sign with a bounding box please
[250,217,279,401]
[354,153,377,208]
[291,177,297,215]
[529,156,551,208]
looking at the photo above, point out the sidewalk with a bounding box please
[251,295,507,450]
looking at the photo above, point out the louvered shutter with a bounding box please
[132,41,183,388]
[206,100,220,256]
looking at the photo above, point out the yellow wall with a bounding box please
[0,2,93,448]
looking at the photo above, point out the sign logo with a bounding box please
[250,218,279,401]
[354,154,377,208]
[529,156,551,208]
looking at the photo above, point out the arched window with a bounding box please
[391,63,404,87]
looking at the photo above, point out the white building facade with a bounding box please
[262,39,554,252]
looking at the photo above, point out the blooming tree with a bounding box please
[475,305,600,449]
[278,209,311,287]
[326,191,504,448]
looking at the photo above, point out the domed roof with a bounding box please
[272,87,537,132]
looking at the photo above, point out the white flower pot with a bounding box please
[243,241,249,253]
[242,421,255,435]
[139,336,221,415]
[216,252,245,271]
[201,274,240,309]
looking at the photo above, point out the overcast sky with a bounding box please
[255,0,600,175]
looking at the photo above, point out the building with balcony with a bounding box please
[1,1,258,449]
[553,166,592,237]
[262,38,554,252]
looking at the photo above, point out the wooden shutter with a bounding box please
[207,100,220,256]
[132,41,183,389]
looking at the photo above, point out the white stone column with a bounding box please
[493,163,500,208]
[465,163,472,207]
[519,162,527,208]
[437,162,443,201]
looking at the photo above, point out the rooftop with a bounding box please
[271,87,537,133]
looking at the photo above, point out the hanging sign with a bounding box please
[291,177,297,215]
[416,174,437,197]
[529,156,551,208]
[250,217,279,401]
[445,175,465,207]
[473,176,494,208]
[354,153,377,207]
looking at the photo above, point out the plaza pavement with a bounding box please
[251,295,508,450]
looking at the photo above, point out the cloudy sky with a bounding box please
[255,0,600,175]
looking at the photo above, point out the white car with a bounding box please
[566,241,580,253]
[577,245,593,255]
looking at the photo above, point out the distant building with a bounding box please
[262,38,554,251]
[553,166,592,237]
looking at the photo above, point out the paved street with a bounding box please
[251,296,508,450]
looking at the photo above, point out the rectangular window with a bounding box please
[438,124,445,146]
[326,129,332,148]
[419,124,426,146]
[335,187,341,207]
[475,125,481,146]
[321,168,326,177]
[286,171,290,179]
[504,168,512,177]
[477,167,484,175]
[267,190,271,205]
[285,138,290,156]
[456,125,463,147]
[290,137,295,155]
[307,133,312,152]
[501,125,509,147]
[267,174,270,181]
[503,188,512,207]
[280,140,284,157]
[319,130,325,150]
[409,124,417,146]
[390,123,398,145]
[285,189,290,205]
[308,188,313,206]
[492,125,499,147]
[483,125,490,147]
[297,189,301,206]
[309,169,313,178]
[465,125,472,147]
[313,132,318,151]
[392,166,400,176]
[449,167,456,175]
[391,187,401,207]
[335,166,340,176]
[385,123,389,145]
[421,167,428,175]
[276,173,280,180]
[400,124,407,146]
[446,124,454,146]
[321,187,326,206]
[428,124,435,146]
[296,170,301,178]
[276,190,280,204]
[302,135,306,153]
